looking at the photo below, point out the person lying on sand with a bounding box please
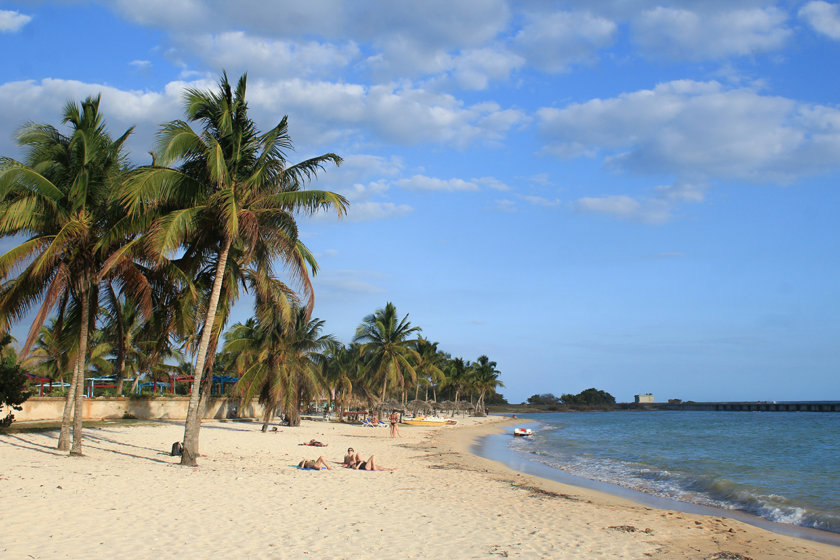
[298,456,331,470]
[300,439,328,447]
[342,451,396,471]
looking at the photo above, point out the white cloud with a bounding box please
[0,9,31,32]
[514,11,617,72]
[633,7,790,60]
[521,195,562,207]
[395,174,513,192]
[177,32,360,78]
[344,201,412,222]
[396,175,480,192]
[0,79,185,162]
[537,80,840,184]
[572,180,706,224]
[244,78,527,148]
[799,1,840,40]
[573,195,671,224]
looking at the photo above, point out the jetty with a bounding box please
[641,401,840,412]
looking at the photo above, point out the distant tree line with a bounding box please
[526,387,616,408]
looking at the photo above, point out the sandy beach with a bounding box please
[1,416,837,559]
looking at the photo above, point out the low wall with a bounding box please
[15,396,264,422]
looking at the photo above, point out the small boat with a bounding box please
[513,428,533,437]
[403,416,454,426]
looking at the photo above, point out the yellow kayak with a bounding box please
[403,416,455,426]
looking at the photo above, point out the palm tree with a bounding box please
[123,72,347,465]
[412,337,445,402]
[354,302,421,402]
[444,357,470,406]
[0,96,142,454]
[20,318,76,386]
[470,355,503,415]
[226,305,334,431]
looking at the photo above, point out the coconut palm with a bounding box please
[443,357,470,406]
[354,302,421,402]
[226,304,334,431]
[412,337,446,402]
[123,72,347,465]
[0,95,144,454]
[470,355,503,416]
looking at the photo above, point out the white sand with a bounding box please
[1,417,837,559]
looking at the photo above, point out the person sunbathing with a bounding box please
[300,439,328,447]
[342,450,396,471]
[298,456,331,470]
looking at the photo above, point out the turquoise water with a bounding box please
[496,411,840,533]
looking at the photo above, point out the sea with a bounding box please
[475,411,840,542]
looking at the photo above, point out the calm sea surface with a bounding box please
[482,411,840,534]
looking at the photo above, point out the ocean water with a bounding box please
[486,411,840,534]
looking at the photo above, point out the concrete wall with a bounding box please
[14,396,264,422]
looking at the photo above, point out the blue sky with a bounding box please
[0,1,838,403]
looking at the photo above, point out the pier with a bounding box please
[643,401,840,412]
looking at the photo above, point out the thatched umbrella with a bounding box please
[375,398,403,413]
[436,400,456,416]
[406,399,432,414]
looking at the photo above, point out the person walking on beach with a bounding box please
[389,410,401,438]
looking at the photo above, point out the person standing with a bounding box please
[389,410,401,438]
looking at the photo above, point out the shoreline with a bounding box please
[2,417,838,559]
[467,417,840,548]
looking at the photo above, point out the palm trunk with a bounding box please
[260,404,272,432]
[57,353,81,450]
[181,237,232,466]
[197,331,221,413]
[109,284,126,394]
[70,290,90,456]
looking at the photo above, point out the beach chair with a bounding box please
[361,418,377,428]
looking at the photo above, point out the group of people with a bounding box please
[298,446,397,471]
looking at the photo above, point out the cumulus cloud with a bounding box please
[177,32,359,78]
[799,1,840,39]
[573,195,671,224]
[395,174,513,192]
[572,179,706,224]
[0,78,186,162]
[537,80,840,184]
[396,175,481,192]
[0,9,31,32]
[514,11,617,72]
[633,6,790,59]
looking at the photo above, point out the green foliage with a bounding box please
[0,334,31,427]
[527,393,561,405]
[561,387,616,406]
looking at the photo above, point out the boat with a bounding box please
[403,416,455,426]
[513,428,533,437]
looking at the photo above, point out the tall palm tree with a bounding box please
[412,337,445,402]
[226,305,334,431]
[123,73,347,465]
[0,96,143,454]
[444,357,470,405]
[354,302,421,402]
[470,355,503,415]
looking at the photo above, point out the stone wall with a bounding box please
[15,396,264,422]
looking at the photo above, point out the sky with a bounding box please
[0,1,838,403]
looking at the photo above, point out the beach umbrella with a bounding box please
[375,398,403,411]
[406,399,432,413]
[437,400,456,415]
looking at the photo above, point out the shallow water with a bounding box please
[485,411,840,534]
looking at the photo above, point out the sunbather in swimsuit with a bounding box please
[299,456,331,470]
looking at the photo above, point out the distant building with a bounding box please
[634,393,654,403]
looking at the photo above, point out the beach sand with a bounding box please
[1,416,837,559]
